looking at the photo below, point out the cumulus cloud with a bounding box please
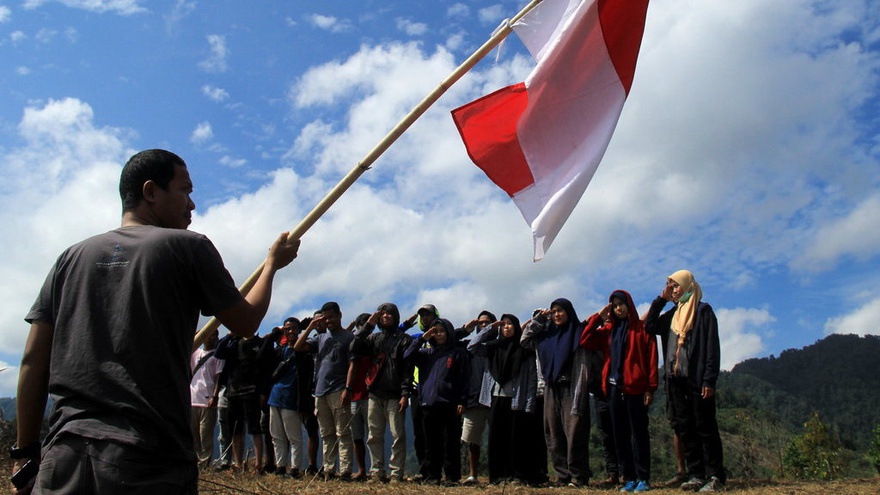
[447,4,469,19]
[165,0,196,30]
[0,98,127,359]
[791,194,880,272]
[715,308,773,370]
[23,0,146,15]
[198,34,228,73]
[190,121,213,145]
[824,298,880,336]
[219,155,247,168]
[307,13,352,33]
[477,5,505,25]
[0,6,11,23]
[396,17,428,36]
[201,84,230,102]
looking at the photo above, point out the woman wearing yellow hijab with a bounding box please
[645,270,726,492]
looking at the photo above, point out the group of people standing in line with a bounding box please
[14,150,725,494]
[192,271,728,493]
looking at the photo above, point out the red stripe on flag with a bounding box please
[598,0,649,94]
[451,83,534,197]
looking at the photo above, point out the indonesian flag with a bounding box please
[452,0,649,260]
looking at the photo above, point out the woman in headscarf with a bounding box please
[521,298,602,487]
[468,314,541,485]
[404,318,469,485]
[582,290,658,493]
[645,270,726,492]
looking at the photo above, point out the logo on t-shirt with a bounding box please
[96,242,130,268]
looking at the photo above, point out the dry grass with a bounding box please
[196,469,880,495]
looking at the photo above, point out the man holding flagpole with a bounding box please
[13,149,300,494]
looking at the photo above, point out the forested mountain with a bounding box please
[728,333,880,451]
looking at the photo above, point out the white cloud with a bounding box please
[396,17,428,36]
[10,30,25,43]
[190,121,213,145]
[477,5,505,25]
[0,6,11,23]
[198,34,228,73]
[23,0,146,15]
[791,194,880,272]
[201,84,229,102]
[824,298,880,337]
[447,4,469,19]
[16,66,30,75]
[35,28,56,44]
[715,307,773,370]
[307,13,352,33]
[0,98,127,360]
[165,0,195,30]
[219,155,247,169]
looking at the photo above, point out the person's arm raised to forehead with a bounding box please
[217,233,300,338]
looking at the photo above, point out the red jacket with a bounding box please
[580,290,658,396]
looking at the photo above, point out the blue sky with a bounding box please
[1,0,878,397]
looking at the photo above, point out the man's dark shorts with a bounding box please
[227,393,263,435]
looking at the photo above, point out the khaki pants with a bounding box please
[190,406,217,469]
[315,389,353,474]
[367,395,407,478]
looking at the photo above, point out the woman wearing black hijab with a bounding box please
[521,299,603,487]
[469,314,541,485]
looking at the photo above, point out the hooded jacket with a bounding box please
[468,315,538,413]
[404,318,470,407]
[581,290,659,396]
[350,302,415,400]
[645,296,720,391]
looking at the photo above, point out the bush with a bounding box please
[783,411,843,480]
[869,424,880,476]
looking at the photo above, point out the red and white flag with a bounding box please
[452,0,649,260]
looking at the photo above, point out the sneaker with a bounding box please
[289,468,301,479]
[664,473,688,487]
[698,477,723,492]
[634,480,652,493]
[462,475,478,485]
[681,477,705,491]
[212,462,231,472]
[274,467,287,476]
[621,480,637,492]
[305,465,320,476]
[567,480,583,488]
[338,471,352,482]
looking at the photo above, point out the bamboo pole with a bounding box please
[193,0,545,350]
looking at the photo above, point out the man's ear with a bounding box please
[142,180,157,203]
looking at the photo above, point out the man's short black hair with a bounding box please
[320,301,341,314]
[119,149,186,212]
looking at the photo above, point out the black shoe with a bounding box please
[289,467,301,479]
[305,465,320,476]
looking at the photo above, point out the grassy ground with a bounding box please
[195,469,880,495]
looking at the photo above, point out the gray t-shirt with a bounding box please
[26,226,243,461]
[307,329,354,397]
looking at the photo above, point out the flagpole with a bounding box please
[193,0,545,350]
